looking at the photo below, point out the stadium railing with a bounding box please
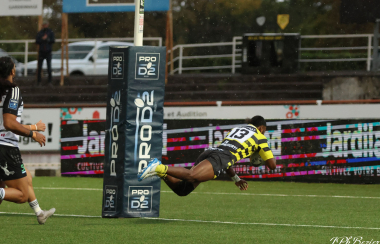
[167,34,374,74]
[1,34,374,76]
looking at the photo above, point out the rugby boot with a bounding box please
[37,208,56,225]
[138,158,167,181]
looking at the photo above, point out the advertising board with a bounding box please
[0,0,43,16]
[63,0,169,13]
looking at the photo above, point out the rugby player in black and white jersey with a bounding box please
[138,116,276,197]
[0,57,55,224]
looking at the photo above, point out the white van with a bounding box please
[25,41,133,76]
[0,48,24,77]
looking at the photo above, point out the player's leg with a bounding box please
[0,146,29,203]
[160,162,211,197]
[37,53,44,84]
[0,181,5,204]
[46,53,52,84]
[139,158,215,184]
[165,159,215,184]
[161,175,182,191]
[1,177,29,203]
[25,168,37,202]
[153,168,191,196]
[140,159,215,196]
[139,150,217,196]
[25,168,55,224]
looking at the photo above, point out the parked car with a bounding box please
[24,41,133,76]
[0,48,24,77]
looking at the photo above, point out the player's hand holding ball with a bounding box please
[250,152,265,167]
[235,179,248,191]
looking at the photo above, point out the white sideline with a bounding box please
[34,187,102,191]
[33,187,380,200]
[0,211,379,230]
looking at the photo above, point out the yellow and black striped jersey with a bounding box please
[218,124,274,165]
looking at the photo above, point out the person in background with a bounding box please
[36,21,55,86]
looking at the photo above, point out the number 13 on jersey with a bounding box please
[225,127,255,143]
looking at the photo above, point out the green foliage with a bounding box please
[171,0,374,44]
[0,0,375,44]
[0,0,376,70]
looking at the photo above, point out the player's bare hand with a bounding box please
[36,120,46,132]
[235,180,248,191]
[32,132,46,147]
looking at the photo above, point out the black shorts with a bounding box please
[194,148,233,178]
[0,145,26,181]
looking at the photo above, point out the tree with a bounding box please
[0,0,376,49]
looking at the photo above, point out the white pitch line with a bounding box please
[144,217,380,230]
[0,212,379,230]
[0,212,101,218]
[33,187,380,200]
[34,187,102,191]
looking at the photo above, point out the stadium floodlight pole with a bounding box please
[134,0,145,46]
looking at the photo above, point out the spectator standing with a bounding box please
[36,21,55,86]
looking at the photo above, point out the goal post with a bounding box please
[102,0,166,218]
[134,0,144,46]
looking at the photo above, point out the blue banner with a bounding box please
[63,0,169,13]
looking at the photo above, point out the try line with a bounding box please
[33,187,380,199]
[1,211,379,231]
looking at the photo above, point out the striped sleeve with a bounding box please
[3,87,21,116]
[253,133,274,161]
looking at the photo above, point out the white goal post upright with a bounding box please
[134,0,144,46]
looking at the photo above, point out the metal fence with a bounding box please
[0,37,162,77]
[168,34,374,74]
[0,34,375,76]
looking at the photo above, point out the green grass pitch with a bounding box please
[1,177,380,244]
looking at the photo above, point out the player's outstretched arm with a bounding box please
[4,114,46,147]
[226,167,248,191]
[265,158,277,170]
[21,120,46,132]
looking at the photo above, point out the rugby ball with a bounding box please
[250,152,265,167]
[134,98,144,108]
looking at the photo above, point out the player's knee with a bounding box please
[16,193,28,204]
[16,189,29,203]
[19,197,28,204]
[173,181,194,197]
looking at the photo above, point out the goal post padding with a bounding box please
[102,46,166,218]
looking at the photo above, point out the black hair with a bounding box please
[0,57,14,79]
[250,115,266,127]
[0,56,16,100]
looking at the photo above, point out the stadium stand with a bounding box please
[16,73,324,104]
